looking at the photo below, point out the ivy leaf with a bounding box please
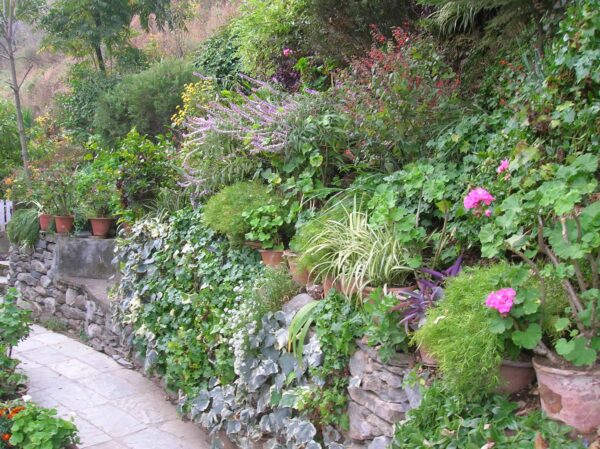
[511,323,542,349]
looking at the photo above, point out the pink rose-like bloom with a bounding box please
[485,288,516,315]
[497,159,510,174]
[283,48,294,57]
[484,209,492,217]
[463,188,495,210]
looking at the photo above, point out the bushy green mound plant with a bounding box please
[392,382,585,449]
[194,26,242,88]
[415,264,568,397]
[94,59,195,142]
[6,209,39,247]
[202,182,279,245]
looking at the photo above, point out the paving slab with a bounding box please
[14,328,210,449]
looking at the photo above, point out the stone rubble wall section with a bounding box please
[9,236,422,449]
[8,234,128,360]
[347,340,422,449]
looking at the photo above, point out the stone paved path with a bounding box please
[14,325,210,449]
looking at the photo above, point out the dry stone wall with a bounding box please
[8,234,129,362]
[347,340,422,449]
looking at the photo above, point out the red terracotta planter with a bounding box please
[284,251,310,285]
[496,359,535,395]
[90,218,114,238]
[39,214,53,231]
[259,249,285,268]
[533,357,600,434]
[322,276,342,297]
[54,216,74,234]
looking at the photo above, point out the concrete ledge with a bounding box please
[50,235,117,280]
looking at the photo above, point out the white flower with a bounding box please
[22,394,32,402]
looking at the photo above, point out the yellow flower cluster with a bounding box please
[172,79,215,127]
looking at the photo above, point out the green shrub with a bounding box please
[74,152,119,218]
[0,100,23,194]
[202,182,278,245]
[194,26,242,88]
[93,59,195,142]
[111,130,178,222]
[233,0,308,76]
[393,381,585,449]
[7,209,39,247]
[55,62,120,141]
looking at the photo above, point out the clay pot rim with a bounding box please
[54,215,75,219]
[533,356,600,375]
[39,213,53,217]
[258,249,285,254]
[501,358,533,369]
[89,217,114,221]
[283,250,299,258]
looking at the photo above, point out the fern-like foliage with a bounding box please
[7,209,40,247]
[422,0,564,44]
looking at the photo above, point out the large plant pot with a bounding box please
[284,251,310,285]
[533,357,600,434]
[496,359,535,395]
[39,214,53,231]
[322,276,341,297]
[54,216,74,234]
[259,249,285,268]
[90,218,114,238]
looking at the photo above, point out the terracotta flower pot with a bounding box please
[54,216,74,234]
[90,218,114,238]
[322,276,341,297]
[283,251,310,285]
[533,357,600,434]
[496,359,535,395]
[259,249,285,267]
[39,214,53,231]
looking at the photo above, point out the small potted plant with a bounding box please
[76,164,118,239]
[243,204,287,267]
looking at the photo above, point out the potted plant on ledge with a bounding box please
[243,204,287,267]
[76,163,119,239]
[50,174,75,235]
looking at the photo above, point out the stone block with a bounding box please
[43,251,53,260]
[40,275,52,288]
[348,401,394,440]
[16,273,36,286]
[30,271,42,280]
[36,240,47,250]
[65,288,78,305]
[34,285,47,296]
[348,387,407,424]
[87,323,103,339]
[367,436,391,449]
[61,306,86,321]
[31,260,46,274]
[42,297,56,314]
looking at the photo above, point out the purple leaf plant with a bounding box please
[392,256,463,332]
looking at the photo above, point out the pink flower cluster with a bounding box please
[497,159,510,174]
[485,288,516,315]
[464,188,495,210]
[283,48,294,57]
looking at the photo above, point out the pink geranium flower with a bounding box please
[485,288,516,315]
[283,48,294,57]
[497,159,510,174]
[464,188,495,210]
[484,209,492,217]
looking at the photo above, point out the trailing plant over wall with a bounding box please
[115,207,263,396]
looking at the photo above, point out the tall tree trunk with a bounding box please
[7,42,30,181]
[94,43,106,73]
